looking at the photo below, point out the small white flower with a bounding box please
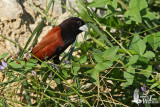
[48,73,52,78]
[31,70,36,76]
[24,53,31,61]
[0,60,7,70]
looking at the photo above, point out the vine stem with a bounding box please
[117,0,129,10]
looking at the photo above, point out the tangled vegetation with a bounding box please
[0,0,160,106]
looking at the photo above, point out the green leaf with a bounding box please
[72,66,80,76]
[88,0,109,7]
[130,35,146,55]
[41,62,48,68]
[95,63,105,71]
[143,51,155,59]
[95,61,112,71]
[127,55,139,66]
[143,11,156,20]
[25,59,38,67]
[79,55,87,63]
[122,81,131,89]
[143,35,148,43]
[26,61,37,67]
[29,59,38,64]
[62,70,68,78]
[129,0,148,10]
[138,56,149,64]
[146,32,160,50]
[139,0,148,10]
[140,65,152,78]
[86,69,94,74]
[54,78,61,84]
[112,0,117,9]
[149,79,155,83]
[19,61,26,67]
[24,67,32,72]
[8,62,23,69]
[1,53,8,59]
[124,66,135,85]
[94,53,103,62]
[124,7,142,23]
[71,62,80,76]
[129,0,138,9]
[150,83,159,89]
[91,69,99,85]
[103,46,119,59]
[125,0,146,23]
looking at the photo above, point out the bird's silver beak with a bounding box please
[79,24,88,32]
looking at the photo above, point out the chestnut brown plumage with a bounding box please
[31,17,88,64]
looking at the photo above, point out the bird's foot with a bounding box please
[63,60,72,65]
[47,63,59,72]
[62,60,72,68]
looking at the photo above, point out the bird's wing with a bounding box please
[31,26,62,54]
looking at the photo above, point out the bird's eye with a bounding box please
[77,21,81,25]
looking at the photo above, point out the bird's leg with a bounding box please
[60,55,72,66]
[53,55,72,67]
[47,55,60,71]
[53,55,61,64]
[46,55,60,76]
[47,63,60,78]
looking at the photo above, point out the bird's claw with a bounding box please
[63,60,71,65]
[62,60,72,68]
[47,63,59,71]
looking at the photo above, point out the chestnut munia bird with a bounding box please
[31,17,88,64]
